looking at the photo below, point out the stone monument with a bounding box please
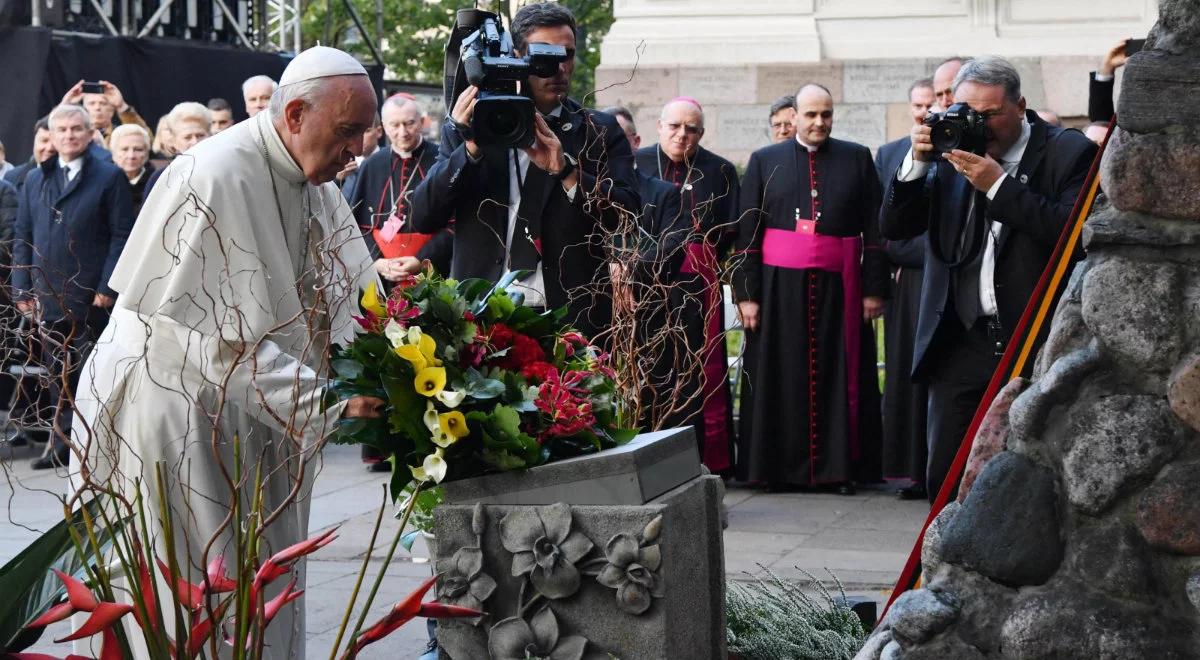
[856,1,1200,657]
[431,428,727,659]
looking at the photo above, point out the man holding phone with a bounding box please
[1089,38,1143,122]
[61,79,152,149]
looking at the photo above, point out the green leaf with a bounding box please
[0,499,122,651]
[465,378,506,400]
[491,405,522,440]
[382,373,431,445]
[607,427,640,446]
[456,278,493,303]
[331,358,365,380]
[429,296,458,326]
[480,447,527,470]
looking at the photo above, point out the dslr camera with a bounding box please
[443,9,568,148]
[924,102,988,156]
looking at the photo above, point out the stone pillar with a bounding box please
[855,1,1200,658]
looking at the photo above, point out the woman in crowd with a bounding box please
[109,124,155,217]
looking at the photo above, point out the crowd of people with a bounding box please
[0,1,1125,510]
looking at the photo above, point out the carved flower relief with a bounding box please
[499,503,594,599]
[488,606,587,660]
[435,546,497,624]
[597,533,664,615]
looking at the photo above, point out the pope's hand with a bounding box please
[344,395,385,419]
[92,293,115,308]
[451,85,480,159]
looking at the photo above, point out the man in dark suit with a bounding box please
[877,78,934,500]
[881,56,1098,502]
[5,118,56,192]
[12,104,135,469]
[410,2,639,341]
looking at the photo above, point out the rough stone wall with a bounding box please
[856,2,1200,658]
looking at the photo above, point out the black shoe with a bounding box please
[897,484,928,501]
[31,446,69,470]
[8,432,28,447]
[835,482,857,496]
[368,460,391,473]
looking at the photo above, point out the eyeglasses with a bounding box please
[770,121,794,131]
[664,122,702,136]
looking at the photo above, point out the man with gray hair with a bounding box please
[242,73,278,117]
[12,103,134,469]
[72,47,384,651]
[768,95,797,143]
[881,54,1097,502]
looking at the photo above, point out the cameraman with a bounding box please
[410,2,639,340]
[880,55,1097,502]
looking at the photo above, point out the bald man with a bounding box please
[634,97,740,474]
[733,83,888,494]
[933,57,965,111]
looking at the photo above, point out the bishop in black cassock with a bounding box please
[732,85,887,491]
[635,97,740,474]
[346,137,452,276]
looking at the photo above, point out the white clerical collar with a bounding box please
[397,137,422,159]
[998,118,1032,165]
[256,111,307,185]
[795,136,821,153]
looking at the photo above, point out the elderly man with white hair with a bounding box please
[633,96,741,475]
[72,47,384,656]
[243,73,278,117]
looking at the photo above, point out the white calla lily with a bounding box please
[384,319,407,347]
[406,326,424,346]
[437,389,466,408]
[423,401,440,433]
[410,447,447,484]
[432,430,456,448]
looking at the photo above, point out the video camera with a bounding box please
[443,9,568,148]
[924,102,988,156]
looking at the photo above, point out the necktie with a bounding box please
[509,151,540,270]
[954,189,988,328]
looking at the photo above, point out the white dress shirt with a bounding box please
[897,118,1032,317]
[501,105,577,309]
[58,155,84,182]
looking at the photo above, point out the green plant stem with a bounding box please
[328,485,389,660]
[344,480,424,652]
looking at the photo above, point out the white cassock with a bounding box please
[71,108,376,658]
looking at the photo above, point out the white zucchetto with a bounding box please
[279,45,368,86]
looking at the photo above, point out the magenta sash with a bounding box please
[762,227,864,457]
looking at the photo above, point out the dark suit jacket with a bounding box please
[12,151,135,322]
[410,98,640,338]
[1088,72,1116,122]
[0,179,16,273]
[4,161,37,192]
[345,143,452,274]
[880,111,1098,379]
[633,171,687,283]
[634,144,740,252]
[875,136,925,270]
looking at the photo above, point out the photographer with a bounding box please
[410,2,639,341]
[881,55,1097,502]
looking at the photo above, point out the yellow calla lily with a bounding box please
[439,411,469,440]
[415,366,447,398]
[418,333,442,367]
[396,344,428,372]
[360,282,387,318]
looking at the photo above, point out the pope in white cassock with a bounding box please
[71,46,385,657]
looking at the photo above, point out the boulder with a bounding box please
[887,589,959,646]
[1168,354,1200,434]
[940,452,1063,586]
[958,379,1026,502]
[1081,256,1182,372]
[1136,461,1200,554]
[1062,395,1182,515]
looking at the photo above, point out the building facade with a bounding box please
[594,0,1158,163]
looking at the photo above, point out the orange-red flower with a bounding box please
[346,574,482,658]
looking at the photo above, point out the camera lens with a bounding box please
[930,120,963,153]
[484,104,523,141]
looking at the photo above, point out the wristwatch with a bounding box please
[551,153,577,181]
[451,115,475,142]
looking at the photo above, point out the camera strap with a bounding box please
[928,167,988,269]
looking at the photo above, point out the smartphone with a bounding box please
[81,81,104,94]
[1125,38,1146,56]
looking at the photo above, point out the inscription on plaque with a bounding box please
[679,66,756,105]
[843,60,932,103]
[834,104,888,150]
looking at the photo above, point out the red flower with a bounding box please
[463,311,476,322]
[386,295,420,323]
[26,570,134,652]
[535,369,597,439]
[521,361,555,383]
[494,332,545,371]
[254,527,337,589]
[346,575,482,659]
[488,323,515,349]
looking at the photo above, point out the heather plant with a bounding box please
[726,569,867,660]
